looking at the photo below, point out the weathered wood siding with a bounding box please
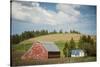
[48,52,60,58]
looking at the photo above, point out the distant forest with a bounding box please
[11,30,81,44]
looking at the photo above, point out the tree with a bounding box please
[80,43,96,56]
[45,30,48,34]
[11,34,20,44]
[70,30,80,34]
[63,41,69,57]
[53,30,57,34]
[59,29,63,33]
[78,35,96,56]
[69,38,76,50]
[65,31,68,34]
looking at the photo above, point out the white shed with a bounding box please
[71,49,85,57]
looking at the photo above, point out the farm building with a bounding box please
[21,42,60,60]
[71,49,85,57]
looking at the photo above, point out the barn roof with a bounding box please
[41,42,60,52]
[71,49,84,55]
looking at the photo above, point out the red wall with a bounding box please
[21,42,48,60]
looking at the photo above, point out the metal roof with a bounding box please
[41,42,60,52]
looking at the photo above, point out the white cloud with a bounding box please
[12,2,80,25]
[32,2,40,7]
[12,2,31,21]
[56,4,80,22]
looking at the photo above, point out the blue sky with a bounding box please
[11,1,96,35]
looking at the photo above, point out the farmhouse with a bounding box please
[21,42,60,60]
[71,49,85,57]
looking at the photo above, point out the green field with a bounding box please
[11,33,96,66]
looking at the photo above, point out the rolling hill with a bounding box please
[19,33,83,44]
[19,33,96,44]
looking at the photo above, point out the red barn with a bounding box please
[21,42,60,60]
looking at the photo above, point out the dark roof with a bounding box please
[71,49,84,55]
[41,42,60,52]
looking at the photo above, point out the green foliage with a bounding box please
[11,29,69,44]
[65,31,68,34]
[65,42,69,48]
[11,29,82,45]
[63,42,69,57]
[63,35,96,57]
[53,30,57,34]
[49,30,57,34]
[20,31,34,41]
[10,34,20,44]
[59,29,63,33]
[63,38,76,57]
[79,35,95,45]
[69,38,76,49]
[11,30,49,44]
[79,35,96,56]
[70,30,80,34]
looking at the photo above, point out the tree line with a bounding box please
[11,30,48,44]
[70,30,81,34]
[11,29,81,44]
[63,35,96,57]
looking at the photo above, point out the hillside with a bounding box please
[19,33,83,44]
[20,33,96,45]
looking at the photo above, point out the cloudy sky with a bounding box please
[11,1,96,35]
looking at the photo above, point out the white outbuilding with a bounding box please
[71,49,85,57]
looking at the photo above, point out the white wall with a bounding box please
[71,51,85,57]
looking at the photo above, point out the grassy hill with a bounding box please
[19,33,96,44]
[19,33,83,44]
